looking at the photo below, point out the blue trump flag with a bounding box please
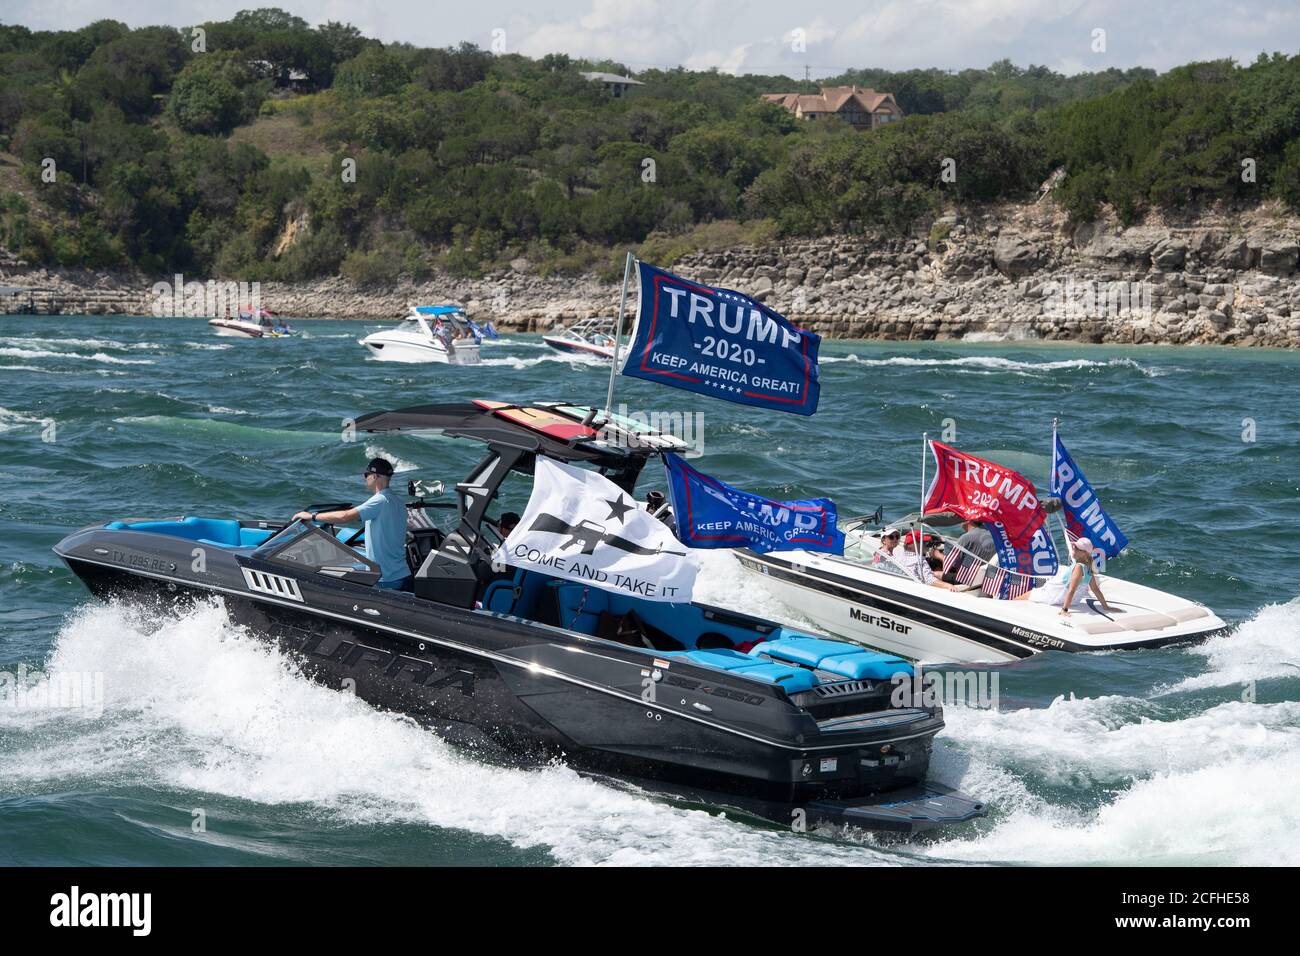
[1050,433,1129,559]
[662,453,844,554]
[621,260,821,416]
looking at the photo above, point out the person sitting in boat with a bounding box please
[894,532,959,590]
[945,519,996,583]
[1016,537,1115,615]
[925,540,947,573]
[292,457,413,591]
[645,490,675,532]
[872,528,902,565]
[498,511,520,537]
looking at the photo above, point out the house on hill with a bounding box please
[581,71,644,98]
[761,85,902,129]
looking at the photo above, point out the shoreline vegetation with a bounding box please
[3,12,1300,345]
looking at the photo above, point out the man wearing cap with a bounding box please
[293,457,413,590]
[894,531,959,590]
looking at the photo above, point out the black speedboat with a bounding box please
[53,401,984,834]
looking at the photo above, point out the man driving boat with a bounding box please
[292,456,412,590]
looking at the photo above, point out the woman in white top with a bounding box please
[1018,537,1114,615]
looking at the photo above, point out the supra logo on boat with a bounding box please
[849,607,911,634]
[1011,626,1066,649]
[299,632,475,695]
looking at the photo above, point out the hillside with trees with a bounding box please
[2,9,1300,283]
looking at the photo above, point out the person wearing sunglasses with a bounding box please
[293,457,413,591]
[872,528,902,566]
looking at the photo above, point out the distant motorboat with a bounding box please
[543,316,618,360]
[358,306,482,365]
[208,308,295,339]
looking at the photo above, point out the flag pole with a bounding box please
[917,431,928,562]
[1050,417,1070,559]
[604,251,635,418]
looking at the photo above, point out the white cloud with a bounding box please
[683,44,751,75]
[3,0,1300,75]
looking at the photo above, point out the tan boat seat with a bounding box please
[1072,609,1181,634]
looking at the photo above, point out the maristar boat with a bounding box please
[358,306,482,364]
[542,316,619,360]
[53,400,984,834]
[208,308,294,339]
[739,511,1230,664]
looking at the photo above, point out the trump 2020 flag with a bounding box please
[923,441,1056,585]
[621,260,821,416]
[662,453,844,554]
[494,456,699,602]
[1050,433,1128,559]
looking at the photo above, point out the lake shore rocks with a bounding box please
[5,200,1300,348]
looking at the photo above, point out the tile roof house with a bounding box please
[761,85,902,129]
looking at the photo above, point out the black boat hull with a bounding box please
[56,527,980,832]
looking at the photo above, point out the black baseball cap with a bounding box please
[364,457,394,477]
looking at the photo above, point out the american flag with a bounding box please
[981,565,1035,599]
[944,547,985,586]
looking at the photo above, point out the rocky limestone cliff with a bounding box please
[676,201,1300,347]
[5,201,1300,347]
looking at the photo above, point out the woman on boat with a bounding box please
[1017,537,1114,615]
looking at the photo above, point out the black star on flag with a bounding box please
[604,495,634,523]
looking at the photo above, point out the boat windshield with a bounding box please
[253,520,378,573]
[842,528,928,580]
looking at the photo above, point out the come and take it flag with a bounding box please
[1050,433,1128,560]
[662,452,844,554]
[621,260,822,416]
[494,456,699,602]
[923,440,1058,594]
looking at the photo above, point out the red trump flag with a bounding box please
[922,441,1049,572]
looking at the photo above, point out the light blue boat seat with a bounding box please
[750,634,911,681]
[550,581,611,634]
[545,582,817,691]
[105,517,274,549]
[658,648,818,693]
[482,569,550,617]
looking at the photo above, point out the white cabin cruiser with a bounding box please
[542,316,618,360]
[739,513,1229,663]
[359,306,482,365]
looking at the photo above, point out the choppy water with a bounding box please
[1,315,1298,865]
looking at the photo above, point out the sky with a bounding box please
[2,0,1297,77]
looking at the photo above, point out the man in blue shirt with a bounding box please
[293,457,412,590]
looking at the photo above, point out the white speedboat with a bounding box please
[542,316,618,360]
[739,514,1229,663]
[208,310,294,339]
[359,306,482,365]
